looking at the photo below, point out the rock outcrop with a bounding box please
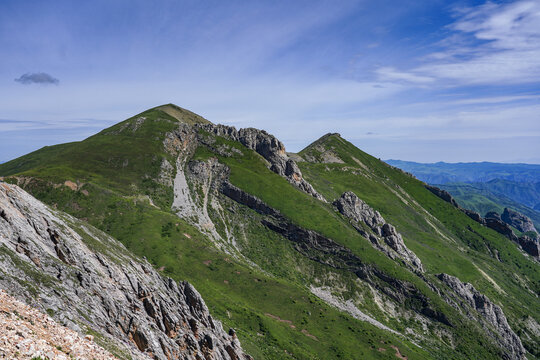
[425,185,539,259]
[333,191,424,272]
[0,289,117,360]
[220,182,448,327]
[437,273,525,360]
[462,208,486,225]
[425,185,459,207]
[518,236,540,258]
[0,182,250,360]
[485,214,518,241]
[501,208,538,234]
[197,124,326,202]
[483,214,540,259]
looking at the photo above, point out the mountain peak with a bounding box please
[299,132,351,164]
[149,103,212,125]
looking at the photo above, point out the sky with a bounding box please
[0,0,539,163]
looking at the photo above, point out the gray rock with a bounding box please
[482,214,539,259]
[485,216,517,240]
[501,208,538,234]
[423,189,539,259]
[437,273,525,360]
[486,211,502,221]
[196,124,326,202]
[462,209,486,225]
[333,191,424,272]
[333,191,384,229]
[518,236,540,258]
[0,182,250,360]
[220,184,448,326]
[425,185,459,207]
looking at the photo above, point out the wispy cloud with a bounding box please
[379,1,540,86]
[375,67,434,84]
[15,72,59,85]
[447,95,540,105]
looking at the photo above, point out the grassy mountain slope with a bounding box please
[1,107,539,359]
[438,182,540,232]
[297,133,540,355]
[0,106,426,359]
[460,179,540,210]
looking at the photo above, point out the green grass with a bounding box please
[1,108,538,359]
[438,182,540,231]
[298,134,540,356]
[68,186,429,360]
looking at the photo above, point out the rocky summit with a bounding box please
[0,104,539,360]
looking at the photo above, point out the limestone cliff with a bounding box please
[0,182,250,360]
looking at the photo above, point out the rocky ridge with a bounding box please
[196,124,326,202]
[0,182,249,360]
[425,185,539,259]
[437,273,525,360]
[333,191,424,272]
[216,178,450,329]
[501,208,538,235]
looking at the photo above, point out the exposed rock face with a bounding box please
[483,216,539,259]
[333,191,424,272]
[501,208,538,234]
[486,211,502,221]
[437,273,525,360]
[197,124,326,202]
[0,289,117,360]
[425,185,539,259]
[0,182,250,360]
[518,236,540,258]
[485,216,518,241]
[220,182,449,327]
[462,209,486,225]
[425,185,459,207]
[333,191,384,228]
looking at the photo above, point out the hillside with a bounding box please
[438,183,540,232]
[0,181,249,360]
[455,179,540,210]
[1,105,539,359]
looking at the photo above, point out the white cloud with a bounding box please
[375,67,434,84]
[447,94,540,105]
[381,1,540,85]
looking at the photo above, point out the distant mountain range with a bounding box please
[386,160,540,232]
[386,160,540,184]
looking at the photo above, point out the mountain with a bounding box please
[384,160,540,231]
[1,104,539,359]
[0,181,249,360]
[465,179,540,210]
[385,160,540,184]
[437,183,540,233]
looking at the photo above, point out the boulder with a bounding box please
[0,182,251,360]
[501,208,538,234]
[437,273,525,360]
[333,191,424,272]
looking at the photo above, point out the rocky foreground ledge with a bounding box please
[0,289,117,360]
[0,182,250,360]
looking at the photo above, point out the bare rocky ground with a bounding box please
[0,182,250,360]
[0,289,117,360]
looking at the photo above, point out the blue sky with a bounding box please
[1,0,539,163]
